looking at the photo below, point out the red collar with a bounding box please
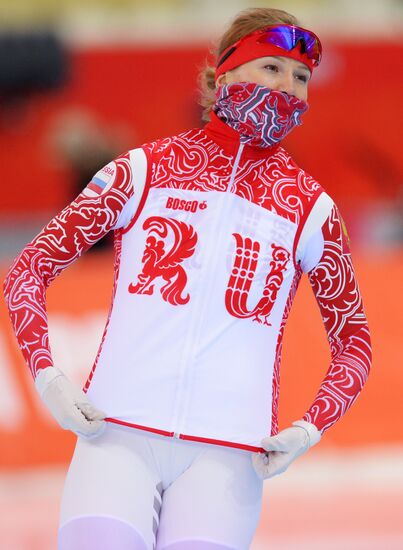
[203,111,281,160]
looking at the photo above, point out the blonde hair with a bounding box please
[199,8,300,121]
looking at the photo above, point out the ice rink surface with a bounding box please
[1,446,402,550]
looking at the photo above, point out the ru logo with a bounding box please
[130,218,290,325]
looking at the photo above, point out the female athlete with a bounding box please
[4,7,372,550]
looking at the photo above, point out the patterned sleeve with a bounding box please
[302,204,372,433]
[3,152,134,379]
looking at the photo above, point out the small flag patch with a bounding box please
[84,162,117,197]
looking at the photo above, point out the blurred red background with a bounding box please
[1,41,401,220]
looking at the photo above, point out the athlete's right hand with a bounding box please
[35,366,106,439]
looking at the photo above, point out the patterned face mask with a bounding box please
[214,82,309,148]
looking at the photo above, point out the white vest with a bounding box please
[85,123,333,451]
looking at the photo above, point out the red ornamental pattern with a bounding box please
[234,151,321,224]
[303,206,372,432]
[128,216,197,306]
[144,129,321,225]
[225,234,290,325]
[3,153,133,378]
[145,132,233,193]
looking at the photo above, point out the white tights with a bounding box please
[58,423,263,549]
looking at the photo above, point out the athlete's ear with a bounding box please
[216,73,227,87]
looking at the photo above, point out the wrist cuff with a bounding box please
[34,367,64,398]
[292,420,322,447]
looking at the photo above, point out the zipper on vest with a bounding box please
[170,141,245,437]
[228,143,244,194]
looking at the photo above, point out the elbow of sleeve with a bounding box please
[357,323,372,372]
[332,323,372,384]
[3,246,51,309]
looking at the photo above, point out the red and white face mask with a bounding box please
[214,81,309,148]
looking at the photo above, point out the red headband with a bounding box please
[215,27,320,79]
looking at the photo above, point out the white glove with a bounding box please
[252,420,321,480]
[35,366,106,439]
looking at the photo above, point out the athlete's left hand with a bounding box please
[252,420,321,479]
